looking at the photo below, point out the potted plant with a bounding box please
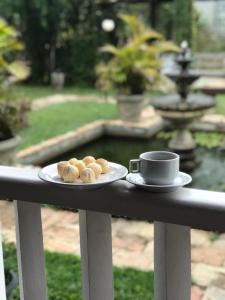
[51,70,65,90]
[0,18,30,165]
[5,269,17,300]
[96,14,179,122]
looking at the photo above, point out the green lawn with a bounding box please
[216,95,225,115]
[19,101,117,149]
[4,243,154,300]
[17,88,225,151]
[15,85,112,100]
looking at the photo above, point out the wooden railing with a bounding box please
[1,166,225,300]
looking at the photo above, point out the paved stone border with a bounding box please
[32,94,116,111]
[17,107,163,165]
[17,120,105,165]
[18,93,225,166]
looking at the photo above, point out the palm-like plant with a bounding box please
[96,14,179,95]
[0,18,30,84]
[0,18,30,141]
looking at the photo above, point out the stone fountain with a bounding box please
[153,42,215,170]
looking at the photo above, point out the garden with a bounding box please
[1,0,225,299]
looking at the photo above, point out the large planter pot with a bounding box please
[117,94,146,122]
[5,270,17,300]
[51,72,65,90]
[0,136,21,165]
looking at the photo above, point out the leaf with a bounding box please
[140,68,158,81]
[96,13,179,92]
[99,45,119,55]
[119,14,162,40]
[5,61,30,80]
[155,41,180,53]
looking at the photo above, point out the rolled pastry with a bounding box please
[69,158,78,166]
[96,158,109,174]
[73,160,86,174]
[87,162,102,178]
[80,168,96,183]
[82,156,95,166]
[57,161,70,178]
[62,165,79,183]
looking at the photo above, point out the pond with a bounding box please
[47,136,225,192]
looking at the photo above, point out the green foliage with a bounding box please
[216,95,225,115]
[193,132,225,149]
[156,130,176,140]
[19,101,116,149]
[57,35,98,85]
[0,18,30,140]
[0,88,30,140]
[209,232,220,242]
[4,242,154,300]
[156,3,174,40]
[96,14,179,95]
[0,18,29,84]
[0,0,99,85]
[173,0,195,48]
[157,131,225,149]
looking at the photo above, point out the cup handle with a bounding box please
[129,159,140,173]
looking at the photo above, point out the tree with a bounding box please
[173,0,195,47]
[0,0,99,84]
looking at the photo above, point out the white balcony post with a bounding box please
[14,201,48,300]
[154,222,191,300]
[0,223,6,300]
[79,210,114,300]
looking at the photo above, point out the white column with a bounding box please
[79,210,114,300]
[154,222,191,300]
[14,201,48,300]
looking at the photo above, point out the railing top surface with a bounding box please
[0,166,225,232]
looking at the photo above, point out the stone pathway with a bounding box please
[1,201,225,299]
[32,94,115,111]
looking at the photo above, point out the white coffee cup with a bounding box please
[129,151,180,185]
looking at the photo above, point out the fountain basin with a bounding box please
[153,94,215,111]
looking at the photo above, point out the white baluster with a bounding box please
[154,222,191,300]
[79,210,114,300]
[14,201,48,300]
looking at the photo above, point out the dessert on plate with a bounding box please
[57,155,110,183]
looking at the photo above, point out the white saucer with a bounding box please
[126,172,192,193]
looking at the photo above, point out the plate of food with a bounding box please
[38,156,128,189]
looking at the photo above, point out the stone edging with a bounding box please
[17,107,163,165]
[17,106,225,166]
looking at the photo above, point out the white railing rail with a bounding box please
[0,166,225,300]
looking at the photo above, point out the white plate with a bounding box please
[39,162,128,189]
[126,172,192,193]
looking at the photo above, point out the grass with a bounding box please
[15,85,113,100]
[4,243,154,300]
[216,95,225,115]
[16,88,225,150]
[19,101,117,149]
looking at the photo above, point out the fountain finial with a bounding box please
[181,40,188,50]
[153,40,215,171]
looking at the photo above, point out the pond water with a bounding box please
[47,136,225,192]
